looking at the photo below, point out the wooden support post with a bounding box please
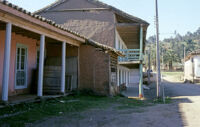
[117,68,120,86]
[77,47,80,89]
[139,24,144,98]
[148,49,151,85]
[61,41,66,94]
[2,23,12,102]
[126,71,128,87]
[120,70,123,85]
[37,35,45,97]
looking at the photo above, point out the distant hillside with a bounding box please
[146,27,200,70]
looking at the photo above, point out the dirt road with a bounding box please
[164,82,200,127]
[33,76,200,127]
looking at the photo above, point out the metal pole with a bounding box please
[155,0,162,98]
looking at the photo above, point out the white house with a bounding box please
[184,50,200,83]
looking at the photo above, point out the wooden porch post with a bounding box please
[61,41,66,93]
[139,24,144,98]
[126,71,128,87]
[2,23,12,102]
[117,68,120,86]
[37,35,45,97]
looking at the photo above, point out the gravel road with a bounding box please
[33,75,200,127]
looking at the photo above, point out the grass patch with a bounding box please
[162,72,183,76]
[162,72,184,82]
[0,94,151,127]
[153,96,172,104]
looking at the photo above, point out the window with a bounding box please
[15,44,28,89]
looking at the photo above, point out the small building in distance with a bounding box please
[184,49,200,83]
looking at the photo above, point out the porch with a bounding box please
[116,23,147,98]
[118,49,140,65]
[0,3,84,103]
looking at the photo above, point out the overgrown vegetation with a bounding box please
[0,93,153,127]
[145,27,200,70]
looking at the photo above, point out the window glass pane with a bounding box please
[21,71,25,77]
[21,48,25,55]
[17,48,20,55]
[17,79,20,86]
[17,62,20,70]
[21,62,24,69]
[21,55,25,62]
[21,79,24,86]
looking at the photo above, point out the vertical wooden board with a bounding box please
[66,56,78,89]
[129,69,140,87]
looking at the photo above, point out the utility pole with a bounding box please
[155,0,162,98]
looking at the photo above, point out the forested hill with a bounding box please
[146,27,200,70]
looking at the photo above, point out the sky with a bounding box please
[6,0,200,40]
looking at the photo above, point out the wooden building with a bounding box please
[0,1,122,103]
[184,50,200,83]
[36,0,149,97]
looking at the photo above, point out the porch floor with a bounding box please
[121,85,139,99]
[8,94,37,105]
[0,93,70,109]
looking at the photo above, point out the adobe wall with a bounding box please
[79,45,110,95]
[38,0,116,48]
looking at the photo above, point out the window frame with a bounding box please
[15,43,28,89]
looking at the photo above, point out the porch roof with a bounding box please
[0,0,123,56]
[185,49,200,62]
[116,23,147,49]
[86,39,124,57]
